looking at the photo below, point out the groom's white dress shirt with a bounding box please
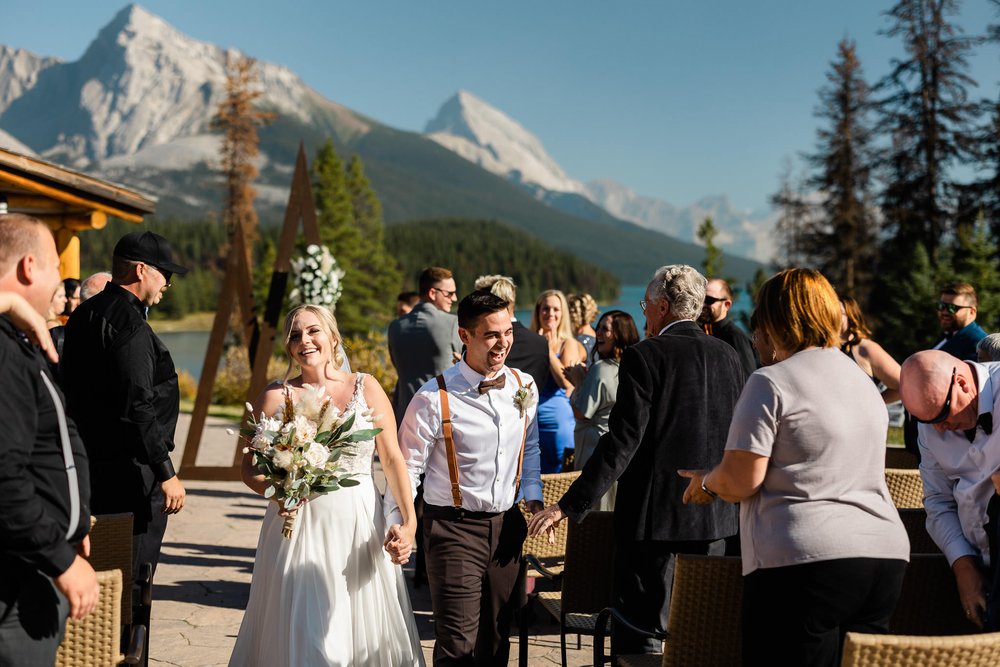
[384,359,542,527]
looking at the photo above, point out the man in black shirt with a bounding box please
[63,231,189,579]
[0,214,98,664]
[699,278,757,378]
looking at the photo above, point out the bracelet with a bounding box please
[701,477,718,499]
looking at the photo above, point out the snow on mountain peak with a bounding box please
[0,4,367,168]
[424,90,585,195]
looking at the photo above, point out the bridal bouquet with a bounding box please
[289,244,345,309]
[239,384,381,538]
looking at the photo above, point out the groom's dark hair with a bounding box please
[458,290,510,330]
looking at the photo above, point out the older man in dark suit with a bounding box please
[529,264,746,654]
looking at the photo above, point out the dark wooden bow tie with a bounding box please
[478,375,506,394]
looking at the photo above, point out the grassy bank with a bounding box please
[150,312,216,333]
[179,399,245,420]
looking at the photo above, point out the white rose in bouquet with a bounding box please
[303,441,330,469]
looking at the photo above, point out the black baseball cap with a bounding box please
[113,231,189,275]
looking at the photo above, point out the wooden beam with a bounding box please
[0,169,146,222]
[0,149,155,214]
[38,211,108,231]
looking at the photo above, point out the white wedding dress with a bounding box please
[229,374,424,666]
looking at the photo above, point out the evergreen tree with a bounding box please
[311,141,401,336]
[951,213,1000,332]
[770,159,813,269]
[879,242,945,358]
[345,154,401,331]
[876,0,981,261]
[805,39,878,305]
[211,55,274,344]
[696,216,724,278]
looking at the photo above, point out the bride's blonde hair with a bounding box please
[282,304,345,381]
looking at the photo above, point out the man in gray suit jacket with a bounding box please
[388,266,462,425]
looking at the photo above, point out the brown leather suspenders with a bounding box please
[435,371,529,510]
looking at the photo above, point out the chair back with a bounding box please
[560,510,616,614]
[885,468,924,508]
[840,630,1000,666]
[890,554,980,635]
[87,513,134,624]
[520,471,581,561]
[662,554,743,667]
[885,447,919,469]
[55,569,124,667]
[896,507,941,554]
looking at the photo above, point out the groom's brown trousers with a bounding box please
[423,504,527,666]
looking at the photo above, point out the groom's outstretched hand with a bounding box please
[526,502,561,545]
[384,524,414,565]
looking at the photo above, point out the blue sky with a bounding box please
[4,1,999,213]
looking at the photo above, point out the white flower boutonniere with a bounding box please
[513,382,536,418]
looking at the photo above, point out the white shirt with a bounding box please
[919,361,1000,567]
[384,359,542,526]
[658,319,694,336]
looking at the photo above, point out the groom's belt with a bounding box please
[424,504,511,521]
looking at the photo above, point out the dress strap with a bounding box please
[353,373,366,399]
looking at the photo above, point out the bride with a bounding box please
[228,304,423,666]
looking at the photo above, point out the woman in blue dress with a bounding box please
[531,290,586,472]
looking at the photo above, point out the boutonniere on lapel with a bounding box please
[513,383,535,418]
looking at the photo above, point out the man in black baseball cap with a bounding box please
[62,230,189,601]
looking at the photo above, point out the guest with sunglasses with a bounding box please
[900,349,1000,630]
[698,278,756,378]
[934,282,987,362]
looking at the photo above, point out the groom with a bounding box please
[387,290,544,666]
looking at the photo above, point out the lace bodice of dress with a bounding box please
[338,373,376,476]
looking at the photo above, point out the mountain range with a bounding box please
[0,4,771,283]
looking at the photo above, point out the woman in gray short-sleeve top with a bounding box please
[680,269,909,667]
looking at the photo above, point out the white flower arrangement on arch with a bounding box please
[289,244,345,309]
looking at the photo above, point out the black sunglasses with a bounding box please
[936,302,972,315]
[146,263,172,287]
[914,367,956,425]
[704,296,727,306]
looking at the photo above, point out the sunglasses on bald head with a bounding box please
[913,367,956,425]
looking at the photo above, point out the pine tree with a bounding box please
[311,141,401,336]
[805,39,878,305]
[879,242,945,358]
[876,0,981,261]
[951,212,1000,331]
[345,154,401,331]
[696,216,724,278]
[770,159,814,269]
[211,55,274,345]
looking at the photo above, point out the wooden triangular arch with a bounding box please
[179,142,320,480]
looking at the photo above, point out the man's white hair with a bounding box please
[649,265,707,320]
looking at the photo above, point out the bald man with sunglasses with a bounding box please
[934,282,987,362]
[900,350,1000,629]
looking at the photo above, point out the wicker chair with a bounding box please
[885,468,924,508]
[593,554,743,667]
[520,510,615,667]
[55,569,124,667]
[86,514,150,665]
[890,554,979,636]
[896,507,941,555]
[885,447,919,469]
[519,471,582,579]
[840,631,1000,666]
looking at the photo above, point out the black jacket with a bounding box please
[506,320,550,388]
[0,316,90,576]
[705,317,757,378]
[559,321,745,542]
[62,284,179,487]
